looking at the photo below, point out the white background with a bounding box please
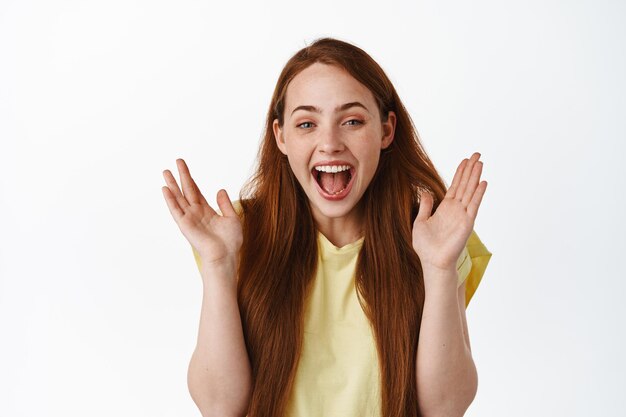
[1,0,625,416]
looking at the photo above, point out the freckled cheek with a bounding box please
[286,153,313,179]
[355,152,381,184]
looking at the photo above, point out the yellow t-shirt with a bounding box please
[192,201,492,417]
[282,229,491,417]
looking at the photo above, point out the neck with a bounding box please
[312,204,365,248]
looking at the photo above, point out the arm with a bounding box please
[188,262,252,417]
[411,153,486,416]
[416,268,478,417]
[161,159,250,417]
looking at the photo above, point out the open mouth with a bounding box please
[311,165,356,200]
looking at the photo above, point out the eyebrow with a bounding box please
[290,101,370,116]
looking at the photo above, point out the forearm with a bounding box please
[416,268,477,417]
[188,263,252,417]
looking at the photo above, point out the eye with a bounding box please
[345,119,364,126]
[296,121,315,129]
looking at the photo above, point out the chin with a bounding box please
[307,191,364,221]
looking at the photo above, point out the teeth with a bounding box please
[314,165,352,173]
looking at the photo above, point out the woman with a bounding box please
[162,37,492,417]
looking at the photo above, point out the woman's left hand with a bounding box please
[412,152,487,275]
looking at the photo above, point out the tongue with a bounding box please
[319,171,350,194]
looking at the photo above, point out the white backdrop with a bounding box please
[1,0,625,416]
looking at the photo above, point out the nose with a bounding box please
[318,127,345,154]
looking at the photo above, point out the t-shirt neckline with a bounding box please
[317,230,365,254]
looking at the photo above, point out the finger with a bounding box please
[191,175,211,208]
[176,159,204,205]
[163,169,190,210]
[461,160,483,208]
[162,186,185,221]
[415,190,433,223]
[445,158,468,199]
[216,189,238,218]
[455,152,481,202]
[467,181,487,220]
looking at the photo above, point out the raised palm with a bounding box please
[162,159,242,267]
[412,152,487,272]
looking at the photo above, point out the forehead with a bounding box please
[285,63,377,113]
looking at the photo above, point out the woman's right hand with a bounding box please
[162,159,243,269]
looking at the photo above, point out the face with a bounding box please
[273,62,396,226]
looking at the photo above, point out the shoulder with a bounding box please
[456,229,493,307]
[232,199,244,218]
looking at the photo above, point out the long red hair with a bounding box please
[237,37,449,417]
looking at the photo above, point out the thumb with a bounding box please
[216,189,237,217]
[415,190,433,223]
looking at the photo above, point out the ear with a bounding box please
[381,111,396,150]
[273,119,287,155]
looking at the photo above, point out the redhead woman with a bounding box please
[162,37,492,417]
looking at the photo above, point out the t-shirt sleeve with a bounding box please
[191,199,243,272]
[192,245,203,272]
[456,229,493,307]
